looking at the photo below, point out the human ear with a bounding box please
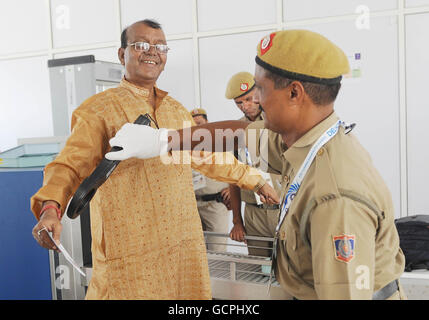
[118,48,125,66]
[289,81,305,102]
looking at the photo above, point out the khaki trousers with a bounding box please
[244,203,279,257]
[197,200,230,252]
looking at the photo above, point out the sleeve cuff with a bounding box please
[31,184,70,221]
[252,176,266,193]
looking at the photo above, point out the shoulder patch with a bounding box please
[333,234,355,263]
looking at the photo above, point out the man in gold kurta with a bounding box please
[30,19,277,300]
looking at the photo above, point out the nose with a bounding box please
[253,89,260,105]
[242,101,251,111]
[144,44,158,56]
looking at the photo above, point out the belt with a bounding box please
[372,279,399,300]
[246,202,280,210]
[196,192,223,202]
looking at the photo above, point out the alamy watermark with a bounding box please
[55,5,70,30]
[355,5,370,30]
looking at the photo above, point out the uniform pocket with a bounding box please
[284,229,297,251]
[284,230,301,273]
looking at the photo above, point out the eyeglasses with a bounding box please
[128,42,170,54]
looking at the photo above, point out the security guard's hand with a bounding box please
[256,183,280,205]
[32,209,62,252]
[229,222,247,243]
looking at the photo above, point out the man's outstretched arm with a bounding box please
[105,121,279,205]
[105,120,249,160]
[169,120,249,152]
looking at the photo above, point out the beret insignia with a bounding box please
[260,33,276,55]
[240,83,249,91]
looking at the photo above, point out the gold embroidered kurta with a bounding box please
[31,79,265,300]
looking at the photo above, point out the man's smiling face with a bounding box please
[119,22,168,87]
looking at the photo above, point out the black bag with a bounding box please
[395,215,429,272]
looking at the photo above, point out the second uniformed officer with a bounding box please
[225,72,282,258]
[248,29,406,299]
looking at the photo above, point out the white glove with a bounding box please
[105,123,169,160]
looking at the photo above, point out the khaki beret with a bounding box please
[225,72,255,99]
[190,108,207,117]
[256,30,350,84]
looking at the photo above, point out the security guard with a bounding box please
[225,72,282,257]
[246,29,406,299]
[191,108,231,252]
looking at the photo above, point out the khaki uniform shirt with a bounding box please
[246,112,405,299]
[31,78,265,300]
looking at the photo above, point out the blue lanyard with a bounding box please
[275,120,346,233]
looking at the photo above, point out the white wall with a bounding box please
[1,0,428,218]
[405,12,429,215]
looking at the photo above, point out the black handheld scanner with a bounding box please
[65,114,151,219]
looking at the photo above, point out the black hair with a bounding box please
[264,69,342,106]
[120,19,162,49]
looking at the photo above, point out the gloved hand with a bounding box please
[105,123,169,160]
